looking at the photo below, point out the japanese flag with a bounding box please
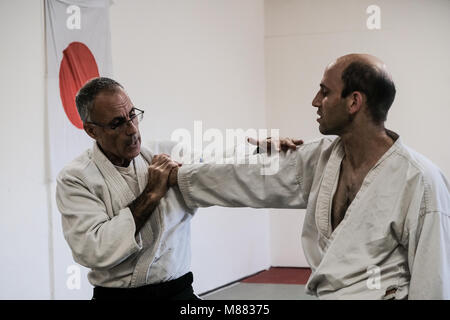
[45,0,113,179]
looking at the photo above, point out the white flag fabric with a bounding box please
[45,0,113,299]
[46,0,113,180]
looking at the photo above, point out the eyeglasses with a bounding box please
[86,108,144,131]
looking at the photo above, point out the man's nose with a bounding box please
[125,119,138,135]
[312,92,321,108]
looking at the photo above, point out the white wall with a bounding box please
[265,0,450,267]
[0,0,51,299]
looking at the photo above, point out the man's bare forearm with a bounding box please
[129,154,179,234]
[129,191,163,234]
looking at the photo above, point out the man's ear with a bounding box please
[348,91,363,115]
[84,123,97,140]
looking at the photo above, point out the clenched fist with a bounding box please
[129,153,180,233]
[145,154,180,198]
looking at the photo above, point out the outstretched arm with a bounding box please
[168,135,322,211]
[176,154,306,210]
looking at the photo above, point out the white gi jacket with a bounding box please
[56,142,195,288]
[177,131,450,299]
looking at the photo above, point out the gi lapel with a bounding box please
[315,139,345,239]
[129,146,166,287]
[135,147,152,194]
[92,142,136,210]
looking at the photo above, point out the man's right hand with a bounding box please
[129,154,179,233]
[145,154,180,199]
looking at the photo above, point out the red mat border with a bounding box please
[241,267,311,285]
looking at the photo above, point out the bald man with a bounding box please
[165,54,450,299]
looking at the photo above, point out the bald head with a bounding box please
[335,53,384,67]
[331,53,392,79]
[330,53,396,123]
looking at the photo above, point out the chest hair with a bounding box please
[331,162,370,231]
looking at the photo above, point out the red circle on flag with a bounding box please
[59,42,100,129]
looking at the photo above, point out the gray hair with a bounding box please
[75,77,124,123]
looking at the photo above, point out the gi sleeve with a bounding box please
[177,140,324,210]
[407,208,450,299]
[406,168,450,302]
[56,174,143,271]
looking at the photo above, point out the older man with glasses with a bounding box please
[56,77,199,300]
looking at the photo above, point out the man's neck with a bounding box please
[339,123,394,170]
[97,142,131,167]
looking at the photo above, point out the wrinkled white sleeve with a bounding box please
[56,175,143,271]
[177,145,318,210]
[407,208,450,299]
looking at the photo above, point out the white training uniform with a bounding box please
[56,142,195,288]
[177,130,450,299]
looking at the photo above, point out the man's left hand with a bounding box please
[247,137,304,154]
